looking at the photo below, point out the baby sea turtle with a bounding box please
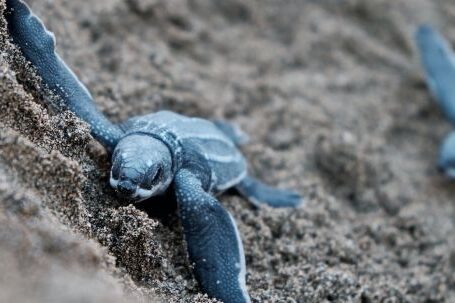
[5,1,303,302]
[415,25,455,178]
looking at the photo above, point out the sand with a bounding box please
[0,0,454,302]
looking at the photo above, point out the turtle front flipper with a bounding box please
[415,25,455,124]
[174,169,251,303]
[236,176,302,208]
[5,0,123,151]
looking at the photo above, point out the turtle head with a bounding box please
[110,134,173,202]
[438,131,455,178]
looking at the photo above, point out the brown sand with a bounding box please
[0,0,454,302]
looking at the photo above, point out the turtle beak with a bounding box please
[117,180,137,196]
[110,175,141,201]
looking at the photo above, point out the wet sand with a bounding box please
[0,0,454,302]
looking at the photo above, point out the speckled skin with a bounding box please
[415,25,455,177]
[5,0,123,151]
[5,1,302,302]
[175,170,249,303]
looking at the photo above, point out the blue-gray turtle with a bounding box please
[415,25,455,178]
[5,1,303,302]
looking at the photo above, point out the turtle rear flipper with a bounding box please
[236,176,303,208]
[5,0,123,151]
[415,25,455,124]
[213,120,249,146]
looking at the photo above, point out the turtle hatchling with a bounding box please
[415,25,455,178]
[5,1,303,302]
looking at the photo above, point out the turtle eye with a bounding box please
[111,158,121,180]
[155,166,163,179]
[141,166,162,190]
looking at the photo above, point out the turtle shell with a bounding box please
[120,111,247,193]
